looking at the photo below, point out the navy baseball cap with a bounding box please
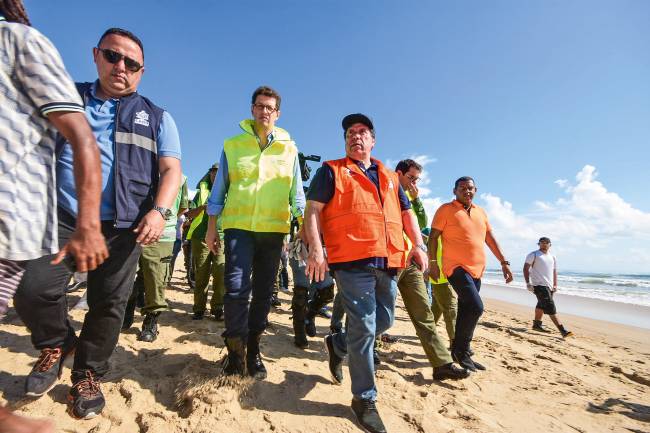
[342,113,374,133]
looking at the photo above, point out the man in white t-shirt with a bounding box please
[523,237,572,337]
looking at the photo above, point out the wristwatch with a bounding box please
[415,243,428,253]
[153,205,172,219]
[501,260,510,266]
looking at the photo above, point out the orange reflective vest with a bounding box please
[321,157,406,268]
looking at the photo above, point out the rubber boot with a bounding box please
[305,284,334,338]
[223,337,246,376]
[246,333,267,380]
[291,286,309,348]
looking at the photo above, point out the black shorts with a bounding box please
[533,285,557,315]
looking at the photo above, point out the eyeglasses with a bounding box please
[253,103,278,113]
[96,48,143,72]
[405,173,420,183]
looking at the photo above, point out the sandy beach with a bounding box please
[1,269,649,433]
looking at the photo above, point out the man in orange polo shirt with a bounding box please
[305,113,428,433]
[429,176,513,372]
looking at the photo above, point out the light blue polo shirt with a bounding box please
[56,82,181,221]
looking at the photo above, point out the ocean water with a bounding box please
[482,270,650,307]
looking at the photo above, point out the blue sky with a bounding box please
[27,1,650,273]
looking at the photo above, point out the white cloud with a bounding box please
[481,165,650,273]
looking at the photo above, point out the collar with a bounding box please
[452,199,476,210]
[89,79,138,102]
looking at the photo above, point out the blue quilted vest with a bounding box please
[57,82,165,228]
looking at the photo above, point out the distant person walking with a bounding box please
[524,237,573,338]
[429,176,513,372]
[186,164,225,321]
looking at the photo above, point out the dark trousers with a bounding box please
[447,267,483,353]
[222,229,284,339]
[14,208,142,380]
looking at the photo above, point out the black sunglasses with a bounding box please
[96,48,143,72]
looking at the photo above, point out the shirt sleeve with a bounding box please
[483,208,492,232]
[157,111,182,159]
[289,153,305,218]
[397,184,412,211]
[431,205,447,232]
[15,28,84,116]
[306,164,335,204]
[206,150,229,216]
[410,197,428,230]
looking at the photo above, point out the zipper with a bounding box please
[113,100,120,227]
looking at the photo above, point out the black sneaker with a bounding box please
[270,293,281,307]
[351,397,387,433]
[211,308,224,321]
[451,350,476,372]
[433,362,470,381]
[68,371,105,419]
[561,330,574,338]
[192,311,204,320]
[25,344,75,397]
[324,335,343,384]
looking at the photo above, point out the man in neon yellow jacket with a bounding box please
[185,164,225,321]
[205,86,305,378]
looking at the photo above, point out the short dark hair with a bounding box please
[454,176,475,189]
[395,159,422,174]
[0,0,30,25]
[251,86,281,110]
[98,28,144,59]
[538,237,551,243]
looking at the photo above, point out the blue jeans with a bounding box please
[331,267,397,401]
[222,229,284,338]
[447,267,483,353]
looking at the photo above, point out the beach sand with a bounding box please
[1,269,649,433]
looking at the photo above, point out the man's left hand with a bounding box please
[502,264,513,283]
[134,210,165,245]
[407,247,429,273]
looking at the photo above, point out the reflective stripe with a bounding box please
[115,132,157,154]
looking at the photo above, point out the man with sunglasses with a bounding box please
[394,159,469,382]
[205,86,305,379]
[15,27,182,420]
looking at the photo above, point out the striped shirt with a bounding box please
[0,259,24,318]
[0,16,85,261]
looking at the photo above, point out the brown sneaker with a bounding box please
[25,345,75,397]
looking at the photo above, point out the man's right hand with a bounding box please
[205,228,221,255]
[305,246,328,283]
[429,264,441,282]
[51,227,108,272]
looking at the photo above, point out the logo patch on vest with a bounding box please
[388,180,394,189]
[134,110,150,127]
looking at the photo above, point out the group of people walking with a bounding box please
[0,2,571,432]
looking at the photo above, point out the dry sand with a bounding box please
[1,267,649,433]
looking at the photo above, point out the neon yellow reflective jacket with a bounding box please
[221,119,297,233]
[186,175,215,240]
